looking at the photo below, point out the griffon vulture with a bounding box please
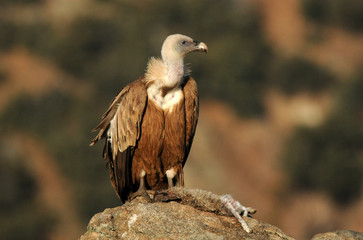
[90,34,208,202]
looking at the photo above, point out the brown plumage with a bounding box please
[90,34,208,202]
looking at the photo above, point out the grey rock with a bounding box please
[80,188,295,240]
[311,230,363,240]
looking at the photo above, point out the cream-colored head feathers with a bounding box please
[161,34,208,63]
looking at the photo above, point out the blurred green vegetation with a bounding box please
[283,72,363,203]
[0,0,362,238]
[0,89,120,221]
[0,148,55,240]
[0,70,7,84]
[267,57,336,95]
[0,0,42,6]
[0,20,53,53]
[1,90,73,136]
[302,0,363,32]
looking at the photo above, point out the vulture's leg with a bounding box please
[167,177,174,188]
[166,168,176,188]
[130,170,152,202]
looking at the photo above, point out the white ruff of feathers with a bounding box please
[144,57,191,88]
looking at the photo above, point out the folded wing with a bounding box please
[90,79,148,201]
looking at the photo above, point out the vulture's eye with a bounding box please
[181,41,190,46]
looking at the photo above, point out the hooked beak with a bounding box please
[194,41,208,54]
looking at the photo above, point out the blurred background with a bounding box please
[0,0,362,239]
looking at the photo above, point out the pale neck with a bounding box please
[164,57,184,88]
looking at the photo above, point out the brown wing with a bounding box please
[183,76,199,167]
[90,78,148,202]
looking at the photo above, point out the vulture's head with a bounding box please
[161,34,208,63]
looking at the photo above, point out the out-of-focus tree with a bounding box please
[0,149,55,240]
[0,0,42,6]
[302,0,363,32]
[283,71,363,204]
[267,57,336,95]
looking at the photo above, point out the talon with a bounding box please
[130,189,152,202]
[153,189,181,202]
[130,170,153,202]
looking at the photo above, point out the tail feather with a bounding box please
[103,140,134,203]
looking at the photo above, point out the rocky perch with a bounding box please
[79,188,363,240]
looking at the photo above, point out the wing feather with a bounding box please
[183,77,199,167]
[91,78,148,202]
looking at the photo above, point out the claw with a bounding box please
[130,189,152,202]
[153,189,181,202]
[130,170,152,202]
